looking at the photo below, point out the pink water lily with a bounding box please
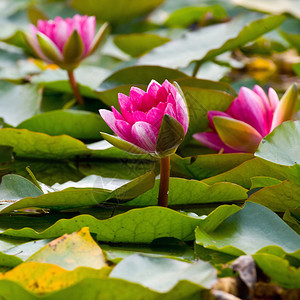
[193,84,298,153]
[99,79,189,155]
[27,15,108,69]
[26,14,108,105]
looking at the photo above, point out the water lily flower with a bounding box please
[193,84,298,153]
[100,79,189,207]
[26,15,109,105]
[99,79,189,156]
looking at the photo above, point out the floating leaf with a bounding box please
[123,178,247,207]
[255,121,300,166]
[250,176,282,189]
[114,33,169,57]
[27,227,107,270]
[110,254,217,292]
[233,0,300,19]
[195,202,300,257]
[249,180,300,212]
[17,110,111,140]
[139,14,285,68]
[253,253,300,289]
[0,81,42,127]
[70,0,164,24]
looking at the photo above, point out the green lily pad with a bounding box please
[138,14,285,68]
[255,121,300,166]
[17,110,111,140]
[109,254,217,292]
[249,180,300,212]
[123,178,247,207]
[0,81,42,127]
[253,253,300,289]
[195,202,300,257]
[114,33,169,57]
[70,0,164,24]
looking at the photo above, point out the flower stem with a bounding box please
[158,155,170,207]
[67,70,84,105]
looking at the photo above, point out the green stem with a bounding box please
[192,61,201,77]
[67,69,84,105]
[158,156,170,207]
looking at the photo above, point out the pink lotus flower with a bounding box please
[99,80,189,157]
[193,84,298,153]
[26,15,108,70]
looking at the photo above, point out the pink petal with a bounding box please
[208,111,232,131]
[253,85,273,131]
[115,119,134,142]
[229,87,268,136]
[146,107,164,129]
[268,87,280,111]
[52,18,73,52]
[112,106,124,121]
[129,87,145,111]
[118,93,132,113]
[193,132,239,153]
[162,79,177,100]
[99,109,118,133]
[140,93,157,112]
[174,92,189,134]
[147,80,161,99]
[164,103,177,119]
[132,111,147,122]
[131,121,158,152]
[80,16,96,55]
[156,86,168,103]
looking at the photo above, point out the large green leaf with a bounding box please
[114,33,169,57]
[249,180,300,212]
[0,172,155,213]
[109,254,217,292]
[0,174,42,201]
[195,202,300,256]
[0,81,42,127]
[27,228,107,271]
[253,253,300,289]
[203,158,291,189]
[96,65,188,107]
[31,66,109,99]
[164,5,227,28]
[255,120,300,166]
[0,206,238,243]
[171,153,253,180]
[0,273,211,299]
[17,110,111,140]
[70,0,164,24]
[123,178,247,207]
[0,128,150,160]
[233,0,300,19]
[138,14,285,68]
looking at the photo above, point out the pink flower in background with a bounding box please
[99,80,189,154]
[26,14,108,69]
[193,84,298,153]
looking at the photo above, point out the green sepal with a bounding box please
[100,132,148,155]
[27,6,48,26]
[36,32,63,63]
[63,30,84,66]
[88,22,110,56]
[155,114,185,158]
